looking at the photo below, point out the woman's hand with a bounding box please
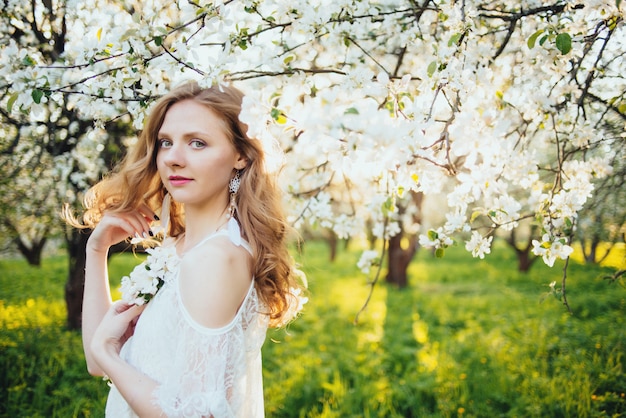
[87,205,157,253]
[91,301,146,360]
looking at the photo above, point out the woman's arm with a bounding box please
[82,207,155,375]
[82,243,113,375]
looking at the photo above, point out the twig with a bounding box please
[354,236,388,325]
[561,256,573,315]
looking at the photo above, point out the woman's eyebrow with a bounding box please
[157,130,210,138]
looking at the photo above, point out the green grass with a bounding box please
[1,240,624,417]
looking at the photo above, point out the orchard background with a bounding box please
[0,1,625,416]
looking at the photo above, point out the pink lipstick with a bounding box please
[169,175,192,186]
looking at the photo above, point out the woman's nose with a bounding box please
[162,142,185,167]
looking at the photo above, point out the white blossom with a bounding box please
[357,250,380,274]
[465,231,493,259]
[531,234,574,268]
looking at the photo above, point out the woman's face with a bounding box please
[156,99,246,211]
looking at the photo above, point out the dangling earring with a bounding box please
[227,170,242,246]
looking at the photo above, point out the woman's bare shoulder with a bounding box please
[177,236,253,329]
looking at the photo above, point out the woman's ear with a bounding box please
[234,153,248,170]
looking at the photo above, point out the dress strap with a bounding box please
[189,229,253,256]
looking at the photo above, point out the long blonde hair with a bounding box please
[68,81,304,327]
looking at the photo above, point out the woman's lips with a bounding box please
[169,176,192,186]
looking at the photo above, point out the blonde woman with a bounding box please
[67,82,305,417]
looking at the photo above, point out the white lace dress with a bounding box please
[105,230,269,417]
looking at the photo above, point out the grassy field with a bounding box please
[0,240,624,417]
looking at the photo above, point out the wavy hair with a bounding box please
[67,81,304,327]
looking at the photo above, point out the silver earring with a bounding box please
[229,170,241,194]
[227,171,242,220]
[227,170,242,246]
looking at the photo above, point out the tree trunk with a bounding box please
[587,237,599,264]
[506,226,538,273]
[581,233,615,265]
[516,248,536,273]
[14,235,47,267]
[65,229,89,330]
[386,233,417,288]
[385,192,423,288]
[326,229,338,262]
[3,220,49,267]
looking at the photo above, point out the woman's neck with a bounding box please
[181,202,229,252]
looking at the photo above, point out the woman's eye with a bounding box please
[190,139,206,149]
[158,139,172,148]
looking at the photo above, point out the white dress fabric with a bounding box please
[105,229,269,417]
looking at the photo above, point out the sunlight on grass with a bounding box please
[571,242,626,269]
[0,298,66,330]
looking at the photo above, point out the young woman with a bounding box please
[66,81,305,417]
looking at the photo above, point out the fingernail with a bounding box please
[149,230,154,237]
[142,231,149,238]
[154,214,160,221]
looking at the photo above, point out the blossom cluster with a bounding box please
[120,245,180,305]
[531,234,574,268]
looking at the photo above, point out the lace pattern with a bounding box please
[105,231,268,417]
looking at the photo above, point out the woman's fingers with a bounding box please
[108,206,156,239]
[123,212,152,239]
[90,201,160,249]
[113,300,146,318]
[88,205,158,251]
[129,204,161,238]
[139,203,159,222]
[92,302,146,355]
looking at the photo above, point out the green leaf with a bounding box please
[344,107,359,115]
[527,29,544,49]
[382,197,395,215]
[539,34,549,46]
[154,36,163,46]
[435,248,445,258]
[7,92,19,113]
[427,229,439,241]
[427,61,437,78]
[448,33,462,47]
[470,211,482,223]
[21,55,36,66]
[555,33,572,55]
[31,89,44,104]
[283,55,294,65]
